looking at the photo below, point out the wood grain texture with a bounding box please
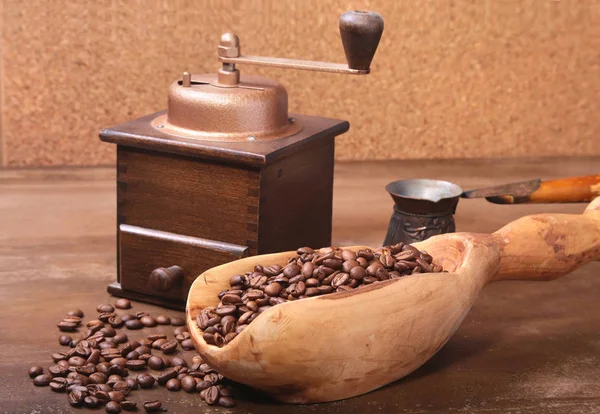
[2,1,600,167]
[117,146,259,246]
[257,136,335,253]
[4,159,600,413]
[119,224,249,302]
[186,199,600,403]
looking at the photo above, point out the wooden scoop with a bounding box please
[186,197,600,404]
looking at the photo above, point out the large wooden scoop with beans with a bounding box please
[186,197,600,403]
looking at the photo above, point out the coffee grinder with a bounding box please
[100,10,384,309]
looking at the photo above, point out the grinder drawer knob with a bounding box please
[149,266,184,292]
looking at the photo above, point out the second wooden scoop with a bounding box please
[186,198,600,403]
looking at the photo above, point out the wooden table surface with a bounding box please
[2,158,600,413]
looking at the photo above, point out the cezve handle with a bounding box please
[492,197,600,281]
[489,174,600,204]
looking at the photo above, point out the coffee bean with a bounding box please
[143,400,163,412]
[136,373,155,389]
[180,375,196,393]
[147,356,164,370]
[108,315,124,328]
[125,319,143,330]
[154,315,170,325]
[170,317,185,326]
[48,364,69,377]
[156,368,178,385]
[57,321,78,332]
[49,377,68,392]
[218,396,236,407]
[126,359,147,370]
[67,389,86,407]
[67,309,84,318]
[121,314,136,322]
[97,304,115,313]
[29,366,44,378]
[140,316,157,327]
[205,385,220,405]
[58,335,73,346]
[121,400,137,411]
[114,298,131,309]
[109,391,126,402]
[113,380,130,395]
[84,395,100,408]
[170,356,187,367]
[165,378,181,391]
[160,340,178,354]
[105,400,122,413]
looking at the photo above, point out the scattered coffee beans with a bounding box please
[32,301,239,410]
[156,315,171,325]
[114,298,132,310]
[197,243,443,348]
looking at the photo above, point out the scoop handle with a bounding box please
[491,197,600,281]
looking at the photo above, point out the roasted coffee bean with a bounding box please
[89,372,107,384]
[67,309,84,318]
[175,332,191,342]
[332,272,350,288]
[140,316,157,327]
[114,298,131,309]
[205,385,220,405]
[109,391,126,402]
[218,396,236,407]
[136,373,155,389]
[124,377,138,390]
[221,293,243,305]
[62,315,82,325]
[156,368,178,385]
[113,380,130,395]
[170,317,185,326]
[68,389,86,407]
[121,400,137,411]
[105,400,122,413]
[86,349,101,365]
[165,378,181,391]
[107,374,124,386]
[84,395,100,408]
[121,314,136,322]
[76,364,96,376]
[125,351,139,360]
[96,390,112,402]
[170,356,187,367]
[57,321,78,332]
[49,377,68,392]
[147,356,164,370]
[151,338,168,350]
[215,305,237,317]
[100,326,117,337]
[155,315,171,325]
[180,375,196,393]
[29,366,44,378]
[108,315,124,328]
[97,304,115,314]
[48,364,69,377]
[124,319,143,330]
[263,282,282,297]
[143,400,163,412]
[58,335,73,346]
[126,359,146,370]
[181,338,195,350]
[160,340,178,354]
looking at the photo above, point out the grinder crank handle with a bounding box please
[490,197,600,281]
[487,174,600,204]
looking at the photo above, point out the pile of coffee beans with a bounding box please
[30,299,236,412]
[198,243,444,347]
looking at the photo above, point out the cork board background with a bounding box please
[1,0,599,167]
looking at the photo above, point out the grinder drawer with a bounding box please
[119,224,249,303]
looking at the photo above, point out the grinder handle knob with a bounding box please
[149,266,184,292]
[339,10,384,71]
